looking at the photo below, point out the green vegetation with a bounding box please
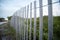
[0,22,16,40]
[27,16,60,40]
[7,16,12,20]
[6,22,16,40]
[0,18,5,22]
[1,16,59,40]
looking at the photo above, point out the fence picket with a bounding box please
[48,0,53,40]
[29,2,32,40]
[34,1,36,40]
[39,0,43,40]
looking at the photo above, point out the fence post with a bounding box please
[34,1,36,40]
[17,11,20,40]
[29,2,32,40]
[22,8,24,40]
[13,14,16,39]
[48,0,53,40]
[15,12,18,40]
[26,5,29,40]
[39,0,43,40]
[20,9,22,40]
[25,8,27,40]
[19,10,21,40]
[18,10,21,40]
[24,7,26,40]
[21,8,23,40]
[13,15,15,28]
[16,12,19,40]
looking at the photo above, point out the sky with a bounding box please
[0,0,34,19]
[0,0,60,19]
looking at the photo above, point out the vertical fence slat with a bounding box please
[14,14,16,29]
[34,1,36,40]
[48,0,53,40]
[19,10,21,40]
[16,12,19,40]
[29,2,32,40]
[13,16,14,27]
[20,10,22,40]
[17,11,20,40]
[24,7,26,40]
[22,10,23,40]
[24,10,25,40]
[14,16,15,27]
[26,5,29,40]
[15,13,18,40]
[22,8,24,40]
[25,7,27,40]
[39,0,43,40]
[19,11,21,40]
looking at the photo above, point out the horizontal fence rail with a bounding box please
[10,0,60,40]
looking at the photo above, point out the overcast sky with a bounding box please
[0,0,34,18]
[0,0,60,19]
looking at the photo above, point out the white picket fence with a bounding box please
[10,0,60,40]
